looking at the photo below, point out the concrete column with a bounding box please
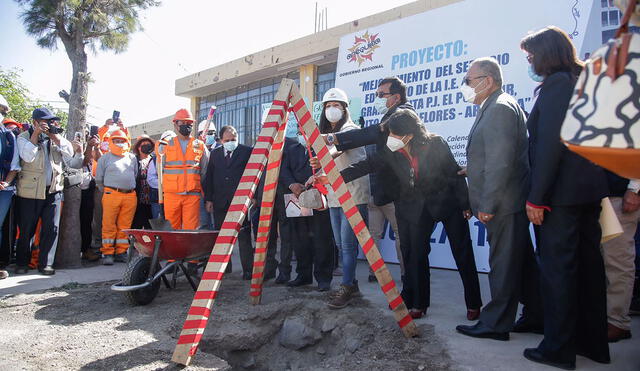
[298,64,317,104]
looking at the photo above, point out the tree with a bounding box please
[16,0,159,268]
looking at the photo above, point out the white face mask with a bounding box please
[223,140,238,152]
[115,142,127,148]
[386,135,406,152]
[374,96,389,115]
[324,106,343,123]
[460,77,488,103]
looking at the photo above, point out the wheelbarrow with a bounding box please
[111,229,219,305]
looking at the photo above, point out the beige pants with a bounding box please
[602,196,640,330]
[368,201,404,275]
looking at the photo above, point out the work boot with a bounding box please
[329,280,361,298]
[114,254,127,263]
[102,255,114,265]
[82,250,101,262]
[327,283,358,309]
[275,272,290,284]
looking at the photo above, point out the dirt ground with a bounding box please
[0,272,455,370]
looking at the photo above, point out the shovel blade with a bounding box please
[149,218,173,231]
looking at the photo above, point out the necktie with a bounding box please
[225,151,231,166]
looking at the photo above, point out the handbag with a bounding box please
[560,0,640,179]
[298,186,328,211]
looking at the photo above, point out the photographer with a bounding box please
[14,108,75,275]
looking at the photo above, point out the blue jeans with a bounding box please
[0,191,13,252]
[198,197,214,230]
[329,204,368,285]
[150,203,161,219]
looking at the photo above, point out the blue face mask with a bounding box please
[205,135,216,146]
[285,123,298,138]
[528,64,544,83]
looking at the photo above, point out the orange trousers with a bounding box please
[101,188,137,255]
[164,193,200,230]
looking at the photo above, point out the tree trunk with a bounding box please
[55,50,89,269]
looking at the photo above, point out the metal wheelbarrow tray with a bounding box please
[111,229,219,305]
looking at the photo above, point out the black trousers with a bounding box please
[536,202,609,363]
[131,203,152,230]
[479,211,541,332]
[16,193,61,268]
[291,209,334,284]
[397,202,482,311]
[80,183,95,253]
[250,206,279,277]
[214,208,253,274]
[0,198,16,265]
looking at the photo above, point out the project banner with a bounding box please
[335,0,595,271]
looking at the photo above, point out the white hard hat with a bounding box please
[160,130,176,141]
[322,88,349,106]
[0,94,10,113]
[198,120,207,133]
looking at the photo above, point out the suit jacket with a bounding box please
[334,102,415,206]
[279,137,312,190]
[204,143,252,212]
[526,72,608,206]
[342,135,469,221]
[466,89,529,216]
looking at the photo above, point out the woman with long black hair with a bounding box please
[521,26,610,369]
[340,109,480,319]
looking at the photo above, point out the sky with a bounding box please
[0,0,415,126]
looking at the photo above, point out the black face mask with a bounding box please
[140,143,153,154]
[178,124,192,136]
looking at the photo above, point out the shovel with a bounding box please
[149,150,173,231]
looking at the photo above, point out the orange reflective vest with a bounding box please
[162,137,204,193]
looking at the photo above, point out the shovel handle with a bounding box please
[157,152,164,204]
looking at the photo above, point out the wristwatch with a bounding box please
[326,133,335,145]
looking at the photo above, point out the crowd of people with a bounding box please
[0,23,638,370]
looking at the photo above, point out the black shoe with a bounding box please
[14,266,29,275]
[287,276,312,287]
[456,322,509,341]
[523,348,575,370]
[242,272,252,280]
[38,265,55,275]
[512,316,544,334]
[275,273,290,284]
[317,282,331,292]
[263,271,276,281]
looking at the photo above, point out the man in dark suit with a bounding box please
[204,125,254,279]
[456,57,542,341]
[281,133,334,290]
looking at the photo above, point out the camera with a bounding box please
[112,110,120,123]
[46,120,63,134]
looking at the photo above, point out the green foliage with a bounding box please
[16,0,161,54]
[0,67,33,123]
[0,66,68,126]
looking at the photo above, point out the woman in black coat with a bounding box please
[521,26,610,369]
[341,109,480,319]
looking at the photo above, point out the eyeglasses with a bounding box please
[526,55,533,63]
[462,75,487,85]
[376,91,393,98]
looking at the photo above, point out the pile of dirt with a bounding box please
[0,273,454,370]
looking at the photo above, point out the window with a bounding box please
[602,11,609,27]
[609,10,619,26]
[601,0,608,8]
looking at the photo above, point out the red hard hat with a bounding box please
[2,118,22,129]
[173,109,194,123]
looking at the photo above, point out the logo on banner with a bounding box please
[346,31,381,66]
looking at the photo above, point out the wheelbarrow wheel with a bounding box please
[122,256,161,305]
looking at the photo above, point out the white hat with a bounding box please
[160,130,176,141]
[322,88,349,105]
[0,94,10,113]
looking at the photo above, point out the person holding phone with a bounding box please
[14,108,75,275]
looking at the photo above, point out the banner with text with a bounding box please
[335,0,594,271]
